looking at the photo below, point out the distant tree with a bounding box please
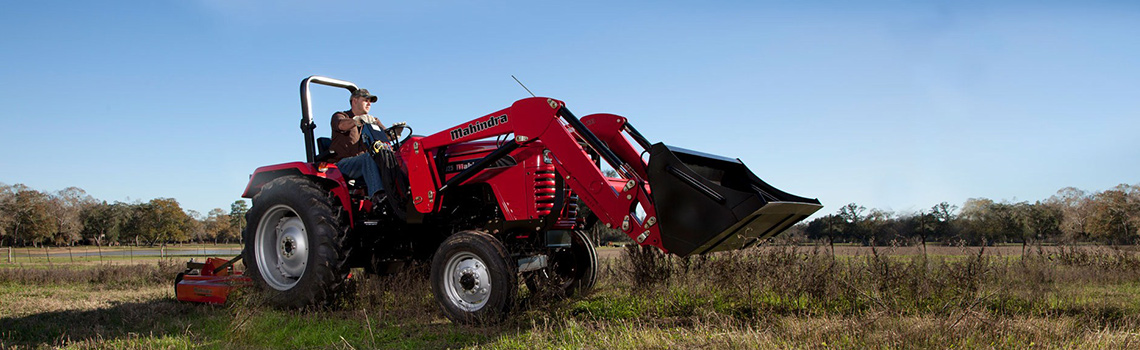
[802,215,826,242]
[774,223,809,245]
[48,187,95,245]
[1019,201,1062,245]
[11,188,54,247]
[230,200,249,241]
[1087,184,1139,244]
[804,214,845,253]
[81,201,131,246]
[958,198,990,243]
[0,183,14,245]
[861,208,894,246]
[123,203,149,246]
[185,209,205,243]
[1131,184,1140,241]
[117,202,146,245]
[1049,187,1093,241]
[959,198,1022,244]
[205,208,238,244]
[836,203,866,243]
[128,198,191,246]
[157,198,192,244]
[929,202,958,242]
[910,210,937,253]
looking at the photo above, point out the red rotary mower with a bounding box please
[176,76,821,323]
[174,256,250,305]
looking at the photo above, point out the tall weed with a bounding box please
[610,242,1140,328]
[0,261,181,287]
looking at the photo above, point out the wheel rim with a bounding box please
[443,251,492,312]
[254,204,309,291]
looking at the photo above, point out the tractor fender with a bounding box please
[241,162,355,224]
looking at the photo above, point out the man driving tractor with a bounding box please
[329,88,402,203]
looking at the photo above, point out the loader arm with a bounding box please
[401,97,821,256]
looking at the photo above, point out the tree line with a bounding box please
[0,182,248,247]
[4,181,1137,248]
[793,184,1140,248]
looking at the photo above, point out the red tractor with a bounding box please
[229,76,820,323]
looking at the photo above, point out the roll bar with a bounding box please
[300,76,359,163]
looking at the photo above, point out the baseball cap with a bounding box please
[352,89,378,102]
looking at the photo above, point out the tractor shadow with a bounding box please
[0,266,584,349]
[0,293,566,349]
[343,271,574,348]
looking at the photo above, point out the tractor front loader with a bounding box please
[175,76,822,324]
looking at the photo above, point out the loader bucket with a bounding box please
[646,143,822,256]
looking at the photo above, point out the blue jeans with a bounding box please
[336,153,384,197]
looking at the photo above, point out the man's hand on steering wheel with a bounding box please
[386,121,408,141]
[352,114,379,125]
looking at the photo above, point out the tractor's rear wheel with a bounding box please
[242,176,349,308]
[526,230,598,298]
[430,231,517,324]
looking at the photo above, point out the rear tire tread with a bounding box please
[242,176,350,308]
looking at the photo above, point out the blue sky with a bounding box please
[1,1,1137,217]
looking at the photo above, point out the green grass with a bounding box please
[3,245,1140,349]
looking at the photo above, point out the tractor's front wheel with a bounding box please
[242,176,349,308]
[430,231,517,324]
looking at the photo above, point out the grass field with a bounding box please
[3,244,1140,349]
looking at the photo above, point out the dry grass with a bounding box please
[3,245,1140,349]
[338,263,442,323]
[471,316,1140,349]
[808,244,1140,257]
[567,244,1140,348]
[0,260,183,286]
[0,283,170,318]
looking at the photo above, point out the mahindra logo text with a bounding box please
[450,115,508,140]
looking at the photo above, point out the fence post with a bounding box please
[7,247,11,263]
[130,245,134,263]
[45,246,51,264]
[69,247,74,263]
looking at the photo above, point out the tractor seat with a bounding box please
[317,137,390,202]
[315,137,363,191]
[315,137,336,163]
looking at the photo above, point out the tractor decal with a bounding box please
[444,156,517,174]
[450,114,508,140]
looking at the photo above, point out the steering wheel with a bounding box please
[361,122,412,154]
[386,124,412,150]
